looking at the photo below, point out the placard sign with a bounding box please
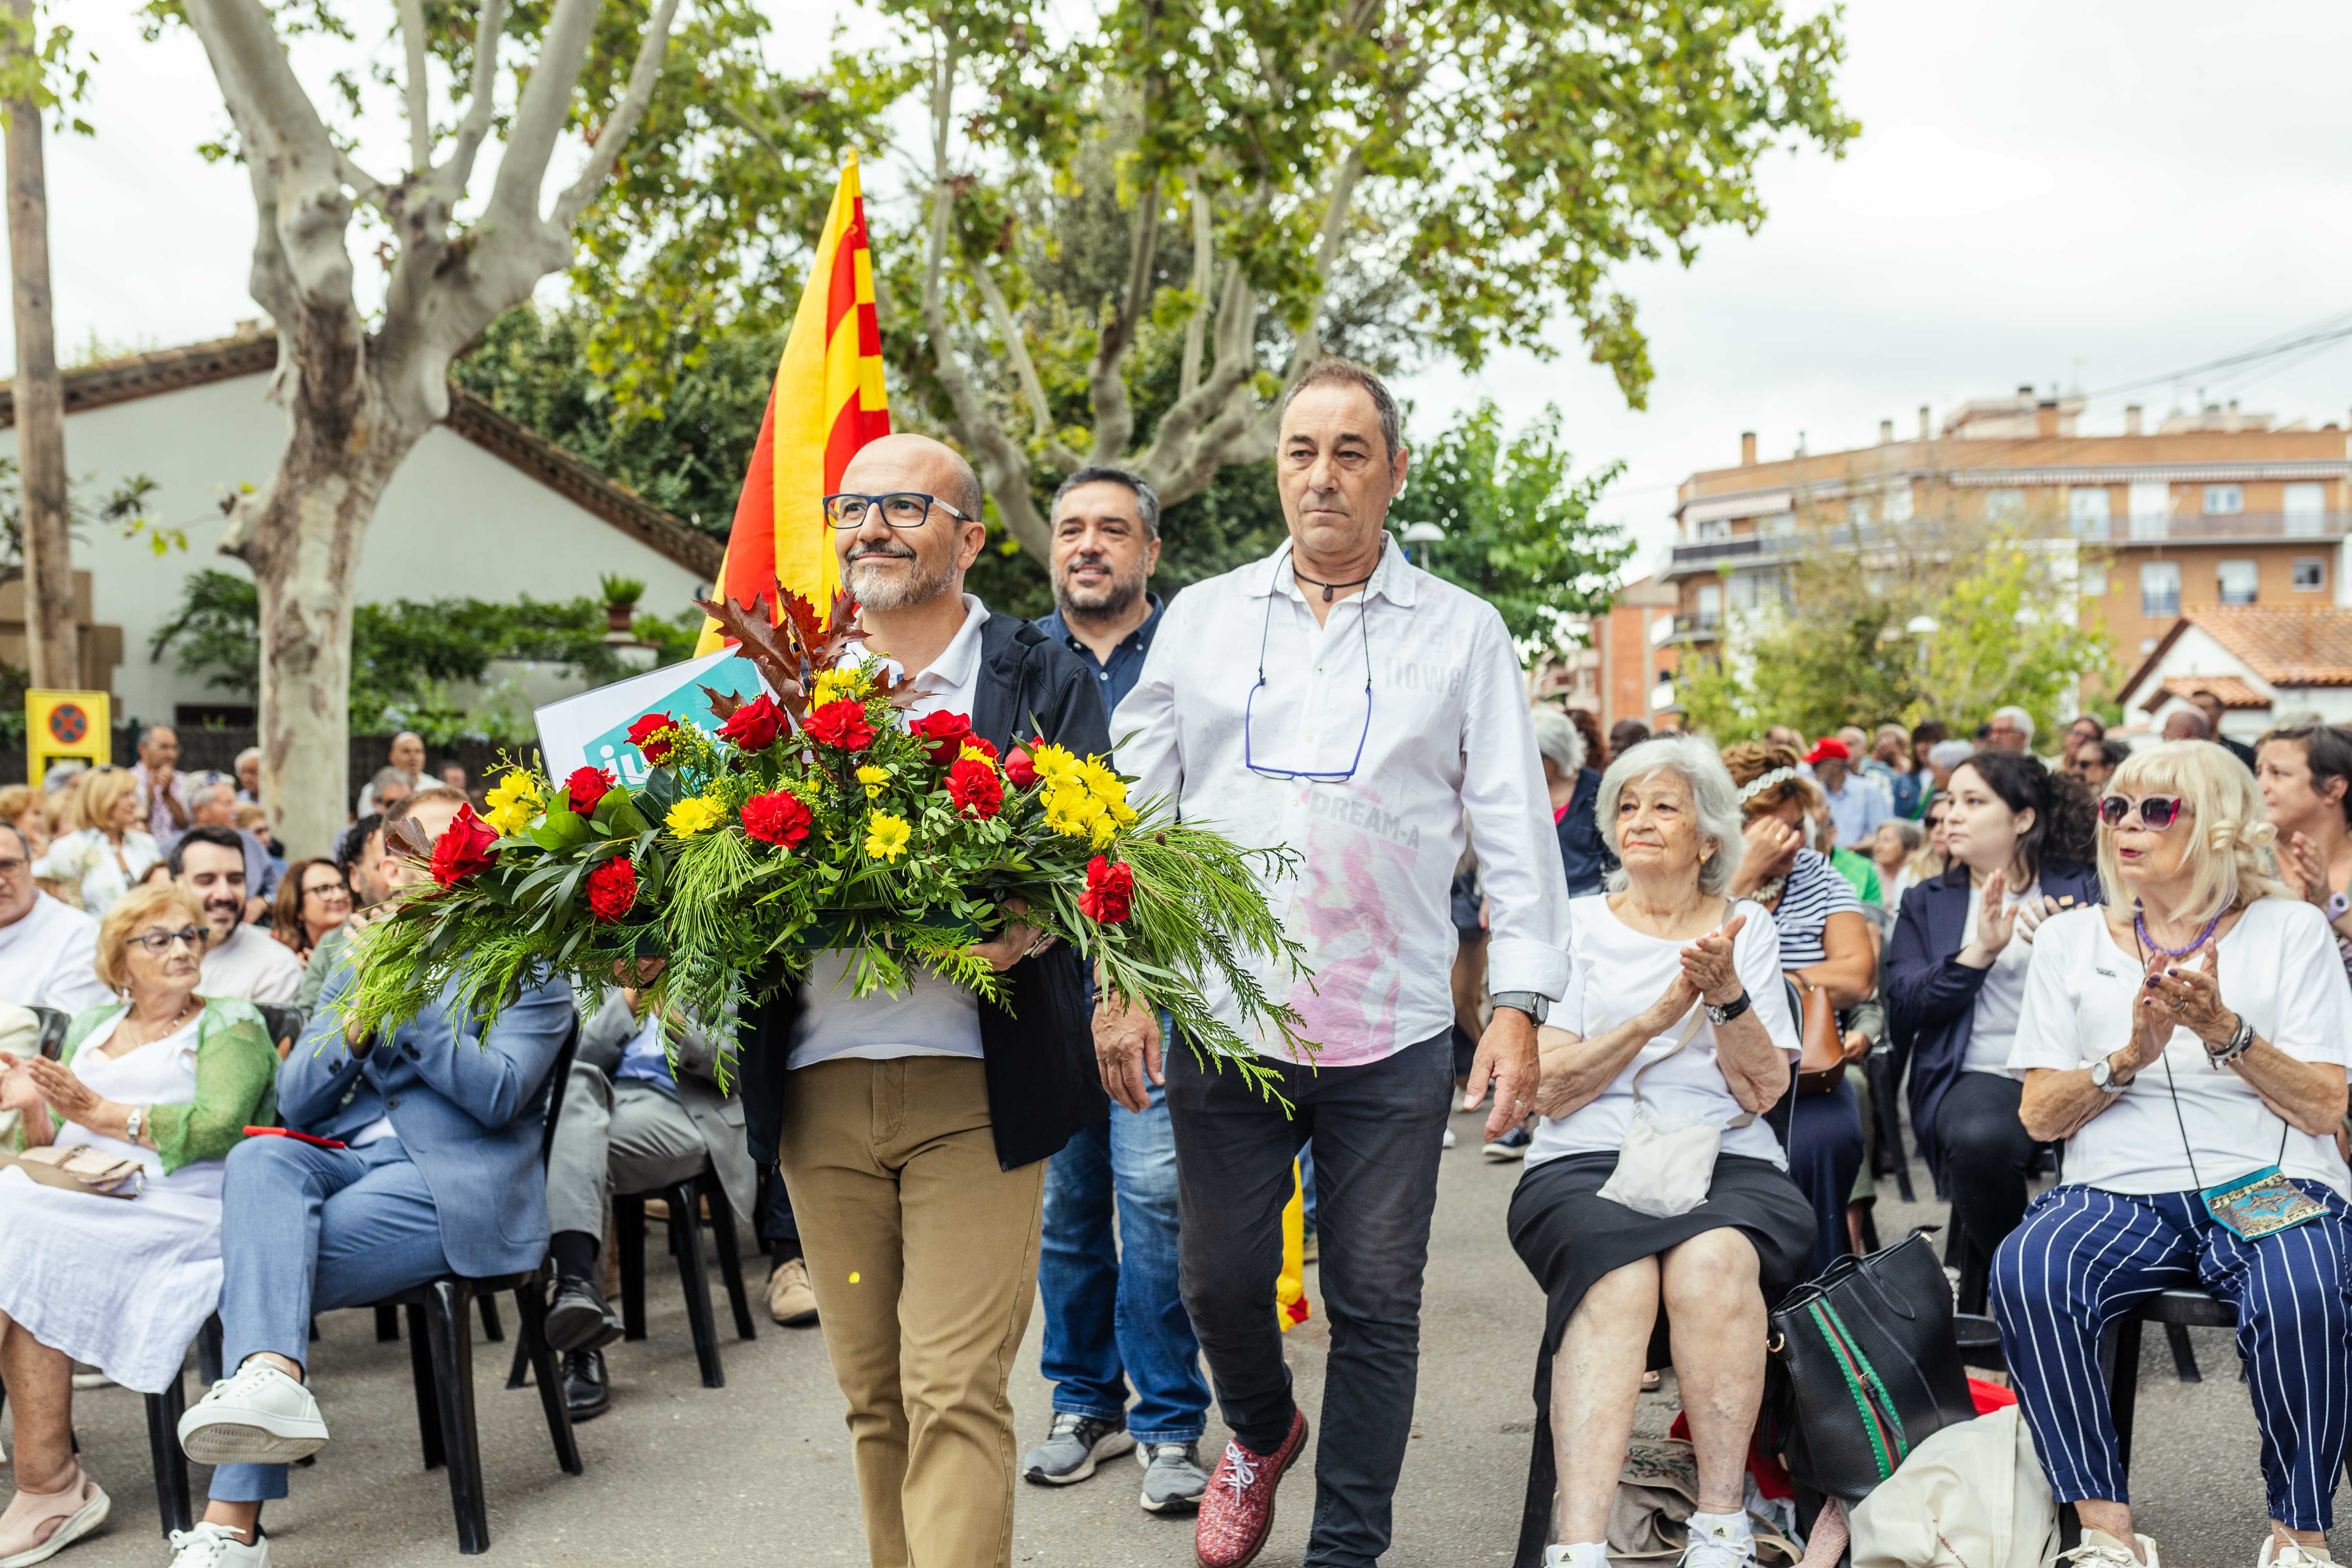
[533,648,770,784]
[26,690,112,787]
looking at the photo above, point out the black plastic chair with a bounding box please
[2107,1287,2230,1471]
[616,1167,756,1387]
[32,1005,68,1060]
[252,1002,306,1057]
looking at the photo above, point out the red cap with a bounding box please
[1802,737,1850,765]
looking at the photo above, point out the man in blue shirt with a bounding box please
[1022,466,1208,1514]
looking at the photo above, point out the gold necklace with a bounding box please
[120,995,199,1051]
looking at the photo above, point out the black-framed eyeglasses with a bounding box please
[1243,552,1375,782]
[2099,793,2185,831]
[132,925,207,955]
[821,492,976,530]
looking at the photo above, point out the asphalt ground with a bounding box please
[16,1103,2303,1566]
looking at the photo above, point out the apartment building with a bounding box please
[1659,390,2352,682]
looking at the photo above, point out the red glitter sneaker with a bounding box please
[1193,1408,1308,1568]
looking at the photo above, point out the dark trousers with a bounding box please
[1939,1070,2043,1271]
[1167,1030,1453,1568]
[759,1161,800,1256]
[1786,1075,1865,1277]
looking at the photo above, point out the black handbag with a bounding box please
[1765,1229,1976,1501]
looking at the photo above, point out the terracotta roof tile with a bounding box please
[2183,606,2352,687]
[2156,674,2268,708]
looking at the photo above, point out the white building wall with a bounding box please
[2123,624,2352,736]
[0,372,713,726]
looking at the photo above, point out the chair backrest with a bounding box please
[1857,900,1898,941]
[32,1005,69,1061]
[254,1002,306,1055]
[535,1015,582,1172]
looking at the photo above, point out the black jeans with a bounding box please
[1939,1070,2043,1272]
[1167,1029,1453,1568]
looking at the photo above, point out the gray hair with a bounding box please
[1928,739,1975,773]
[1528,708,1585,777]
[234,746,261,772]
[1990,704,2035,741]
[1880,817,1924,853]
[1279,358,1404,463]
[1052,465,1161,540]
[1596,735,1745,897]
[371,765,418,795]
[191,774,238,808]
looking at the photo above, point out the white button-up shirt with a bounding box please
[1114,537,1571,1066]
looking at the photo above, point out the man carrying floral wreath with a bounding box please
[1110,359,1574,1568]
[731,432,1114,1568]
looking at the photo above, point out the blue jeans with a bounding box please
[207,1136,455,1503]
[1037,1078,1208,1443]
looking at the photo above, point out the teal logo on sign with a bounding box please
[584,657,770,788]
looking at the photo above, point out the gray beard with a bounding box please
[1055,568,1146,622]
[846,550,958,611]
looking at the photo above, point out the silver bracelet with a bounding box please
[2206,1013,2255,1069]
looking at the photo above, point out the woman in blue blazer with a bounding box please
[1888,748,2100,1283]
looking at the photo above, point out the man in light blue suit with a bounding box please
[169,789,572,1567]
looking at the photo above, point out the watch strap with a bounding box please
[1490,991,1548,1025]
[1705,990,1752,1025]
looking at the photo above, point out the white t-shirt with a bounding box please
[788,597,991,1072]
[0,893,111,1014]
[200,922,305,1005]
[1527,894,1802,1171]
[1958,878,2040,1075]
[2009,899,2352,1197]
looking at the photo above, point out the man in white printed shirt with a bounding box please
[1107,358,1572,1568]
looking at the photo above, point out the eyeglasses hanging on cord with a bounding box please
[1243,545,1376,782]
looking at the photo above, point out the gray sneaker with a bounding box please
[1137,1439,1208,1513]
[1022,1411,1134,1485]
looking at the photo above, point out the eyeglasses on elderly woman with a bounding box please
[131,924,207,955]
[2097,793,2186,831]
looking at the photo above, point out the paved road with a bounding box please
[25,1105,2304,1565]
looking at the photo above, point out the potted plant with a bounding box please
[599,573,646,635]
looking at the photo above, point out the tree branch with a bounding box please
[335,150,391,212]
[1084,176,1159,465]
[440,0,507,204]
[488,0,596,227]
[970,260,1082,472]
[1179,172,1211,401]
[397,0,431,172]
[550,0,682,229]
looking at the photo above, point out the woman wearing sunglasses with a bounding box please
[1886,749,2099,1309]
[1991,742,2352,1568]
[0,882,279,1564]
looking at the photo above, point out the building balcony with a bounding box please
[1666,511,2352,580]
[1664,613,1724,644]
[2083,511,2352,545]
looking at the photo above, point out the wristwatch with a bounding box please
[124,1104,145,1142]
[2328,891,2350,923]
[2089,1055,2129,1094]
[1705,990,1753,1026]
[1489,991,1549,1025]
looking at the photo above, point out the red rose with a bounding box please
[586,855,639,923]
[428,802,500,887]
[566,765,615,815]
[1078,855,1134,924]
[946,757,1005,819]
[1004,746,1038,788]
[803,699,875,752]
[717,693,784,752]
[628,712,678,765]
[910,710,976,765]
[742,789,813,847]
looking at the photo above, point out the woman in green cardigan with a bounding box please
[0,880,279,1564]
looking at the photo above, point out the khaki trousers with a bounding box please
[777,1057,1045,1568]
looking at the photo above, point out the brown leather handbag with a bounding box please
[1794,978,1864,1096]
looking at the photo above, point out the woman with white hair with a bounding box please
[1993,742,2352,1568]
[1508,736,1810,1568]
[1531,707,1612,898]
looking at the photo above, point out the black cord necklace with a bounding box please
[1292,563,1376,602]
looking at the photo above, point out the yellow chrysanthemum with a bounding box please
[483,769,543,835]
[1029,743,1083,786]
[1078,757,1127,805]
[864,812,912,862]
[812,666,871,706]
[857,765,890,799]
[1089,813,1118,850]
[959,742,1000,770]
[1043,786,1105,839]
[666,795,728,837]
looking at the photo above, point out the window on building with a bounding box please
[2067,486,2112,540]
[1882,483,1915,524]
[1985,488,2027,523]
[1759,510,1797,537]
[2296,557,2327,592]
[1695,583,1723,628]
[2129,481,2172,541]
[2080,565,2109,598]
[2140,561,2181,618]
[2203,484,2244,515]
[1846,496,1873,526]
[2217,559,2259,605]
[2286,482,2327,537]
[1695,517,1731,541]
[1727,572,1759,610]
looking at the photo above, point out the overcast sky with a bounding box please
[29,2,2352,575]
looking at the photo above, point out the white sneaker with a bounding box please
[1678,1514,1755,1568]
[166,1524,269,1565]
[176,1361,329,1466]
[2260,1535,2333,1567]
[1442,1127,1457,1149]
[2059,1528,2161,1566]
[1544,1545,1610,1568]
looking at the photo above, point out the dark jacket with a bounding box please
[737,613,1114,1172]
[1554,766,1613,897]
[1887,859,2102,1182]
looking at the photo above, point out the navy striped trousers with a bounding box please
[1991,1182,2352,1531]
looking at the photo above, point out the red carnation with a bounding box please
[1078,855,1134,924]
[566,765,615,815]
[803,699,875,752]
[628,711,679,765]
[946,757,1005,819]
[1004,746,1038,788]
[742,789,813,847]
[428,802,500,887]
[910,710,976,766]
[717,694,784,752]
[586,855,639,923]
[962,735,999,765]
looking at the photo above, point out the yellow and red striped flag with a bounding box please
[697,153,891,653]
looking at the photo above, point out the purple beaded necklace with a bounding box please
[2133,898,2223,959]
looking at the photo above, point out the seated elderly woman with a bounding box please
[1509,737,1810,1568]
[1993,741,2352,1568]
[0,882,278,1563]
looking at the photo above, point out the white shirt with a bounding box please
[34,828,163,919]
[2009,900,2352,1197]
[199,922,305,1005]
[1527,896,1801,1171]
[1114,537,1572,1066]
[0,893,111,1014]
[788,595,991,1071]
[1958,878,2040,1074]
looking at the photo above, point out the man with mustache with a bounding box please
[733,432,1112,1568]
[174,825,302,1004]
[1016,468,1212,1513]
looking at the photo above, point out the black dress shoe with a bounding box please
[563,1348,610,1422]
[545,1276,623,1353]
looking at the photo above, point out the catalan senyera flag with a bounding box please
[696,153,891,654]
[1277,1160,1312,1331]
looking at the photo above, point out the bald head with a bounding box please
[833,434,988,613]
[841,434,983,523]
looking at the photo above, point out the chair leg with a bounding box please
[145,1374,193,1537]
[669,1180,724,1388]
[477,1293,505,1343]
[2164,1321,2201,1383]
[705,1175,757,1341]
[513,1271,584,1477]
[376,1303,401,1342]
[616,1194,648,1342]
[406,1302,445,1471]
[2107,1315,2145,1475]
[423,1279,491,1555]
[197,1314,225,1388]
